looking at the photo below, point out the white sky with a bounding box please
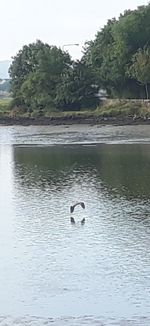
[0,0,149,60]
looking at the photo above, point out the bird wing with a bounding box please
[81,202,85,209]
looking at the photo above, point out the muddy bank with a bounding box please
[0,115,150,126]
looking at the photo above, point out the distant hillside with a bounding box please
[0,79,10,93]
[0,60,11,79]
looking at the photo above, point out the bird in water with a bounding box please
[81,218,85,225]
[70,202,85,213]
[70,216,75,224]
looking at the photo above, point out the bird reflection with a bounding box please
[81,218,85,225]
[70,216,75,224]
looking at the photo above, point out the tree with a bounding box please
[9,40,72,109]
[83,4,150,98]
[127,47,150,99]
[55,61,99,110]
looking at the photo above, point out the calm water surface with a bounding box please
[0,125,150,325]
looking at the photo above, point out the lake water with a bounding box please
[0,125,150,325]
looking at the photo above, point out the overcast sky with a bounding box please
[1,0,148,60]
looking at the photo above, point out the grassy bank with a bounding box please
[0,98,150,124]
[96,99,150,119]
[0,98,12,116]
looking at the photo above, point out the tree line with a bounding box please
[9,3,150,112]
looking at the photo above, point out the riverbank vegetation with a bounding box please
[1,98,150,124]
[83,4,150,99]
[3,3,150,120]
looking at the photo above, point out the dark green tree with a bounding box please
[127,47,150,99]
[9,40,72,109]
[55,61,99,110]
[83,4,150,98]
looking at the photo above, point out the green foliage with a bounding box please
[127,47,150,98]
[9,40,99,111]
[9,40,72,109]
[83,4,150,98]
[55,61,99,110]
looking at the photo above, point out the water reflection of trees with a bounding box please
[96,144,150,199]
[13,146,98,193]
[13,144,150,199]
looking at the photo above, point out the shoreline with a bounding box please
[0,115,150,126]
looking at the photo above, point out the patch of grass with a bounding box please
[0,98,12,116]
[95,99,150,118]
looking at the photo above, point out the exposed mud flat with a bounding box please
[0,115,150,126]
